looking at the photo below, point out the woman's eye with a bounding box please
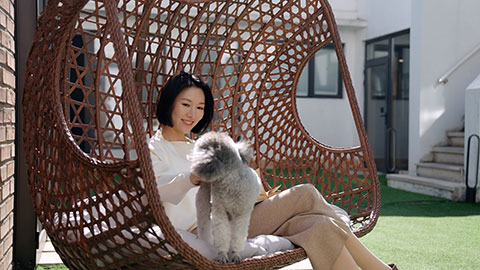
[182,103,190,107]
[197,107,204,110]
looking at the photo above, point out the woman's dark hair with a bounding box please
[156,71,214,134]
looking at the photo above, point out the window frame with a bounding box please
[297,43,344,99]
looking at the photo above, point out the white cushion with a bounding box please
[52,192,295,266]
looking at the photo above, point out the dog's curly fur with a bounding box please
[190,131,260,263]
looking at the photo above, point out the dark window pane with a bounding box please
[368,65,387,98]
[297,65,309,97]
[366,39,389,60]
[313,47,339,96]
[392,34,410,100]
[296,43,342,98]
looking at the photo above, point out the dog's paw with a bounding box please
[231,252,242,263]
[215,251,229,263]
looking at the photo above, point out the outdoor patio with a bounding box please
[36,175,480,270]
[6,1,480,269]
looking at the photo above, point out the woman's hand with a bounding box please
[190,173,207,186]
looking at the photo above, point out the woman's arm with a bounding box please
[149,143,197,205]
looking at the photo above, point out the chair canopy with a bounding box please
[23,0,380,269]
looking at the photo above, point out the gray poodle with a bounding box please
[189,131,260,263]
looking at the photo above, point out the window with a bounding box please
[37,0,48,17]
[297,43,343,98]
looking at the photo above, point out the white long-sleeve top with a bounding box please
[148,130,198,231]
[147,130,297,259]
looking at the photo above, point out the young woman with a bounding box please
[148,71,397,270]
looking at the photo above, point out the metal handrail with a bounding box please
[437,43,480,85]
[465,134,479,203]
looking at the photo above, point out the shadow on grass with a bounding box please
[378,174,480,217]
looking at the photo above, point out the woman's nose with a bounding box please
[187,108,195,117]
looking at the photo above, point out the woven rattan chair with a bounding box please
[23,0,380,269]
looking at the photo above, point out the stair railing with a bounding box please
[437,43,480,85]
[465,134,479,203]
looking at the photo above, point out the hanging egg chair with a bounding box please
[23,0,380,269]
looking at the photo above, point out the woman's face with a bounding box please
[166,86,205,139]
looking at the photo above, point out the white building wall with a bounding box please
[409,0,480,174]
[465,74,480,203]
[357,0,411,40]
[296,25,365,148]
[298,0,480,175]
[296,0,411,148]
[329,0,359,20]
[296,2,366,148]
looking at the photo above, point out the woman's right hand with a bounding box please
[190,173,207,186]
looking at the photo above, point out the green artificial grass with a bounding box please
[360,174,480,270]
[37,266,67,270]
[36,174,480,270]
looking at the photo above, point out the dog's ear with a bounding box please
[236,141,253,164]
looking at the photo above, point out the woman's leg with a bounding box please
[249,184,349,236]
[249,184,392,270]
[344,233,390,270]
[332,246,359,270]
[249,184,352,269]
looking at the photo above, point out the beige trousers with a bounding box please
[248,184,352,270]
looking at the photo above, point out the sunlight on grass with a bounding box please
[37,265,68,270]
[360,174,480,270]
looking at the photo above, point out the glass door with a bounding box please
[391,35,410,171]
[365,30,410,173]
[366,58,389,171]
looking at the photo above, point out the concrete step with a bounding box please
[387,174,468,201]
[38,250,63,265]
[36,228,47,265]
[37,234,63,265]
[432,146,464,165]
[447,131,464,147]
[416,162,464,182]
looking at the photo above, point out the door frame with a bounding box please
[364,29,410,173]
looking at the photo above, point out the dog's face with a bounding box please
[189,131,253,182]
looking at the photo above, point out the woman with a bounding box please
[148,71,397,270]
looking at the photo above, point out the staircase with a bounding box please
[387,131,469,201]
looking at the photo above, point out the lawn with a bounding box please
[37,174,480,270]
[361,174,480,270]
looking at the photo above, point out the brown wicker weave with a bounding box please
[23,0,380,269]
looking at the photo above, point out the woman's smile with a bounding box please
[182,119,194,126]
